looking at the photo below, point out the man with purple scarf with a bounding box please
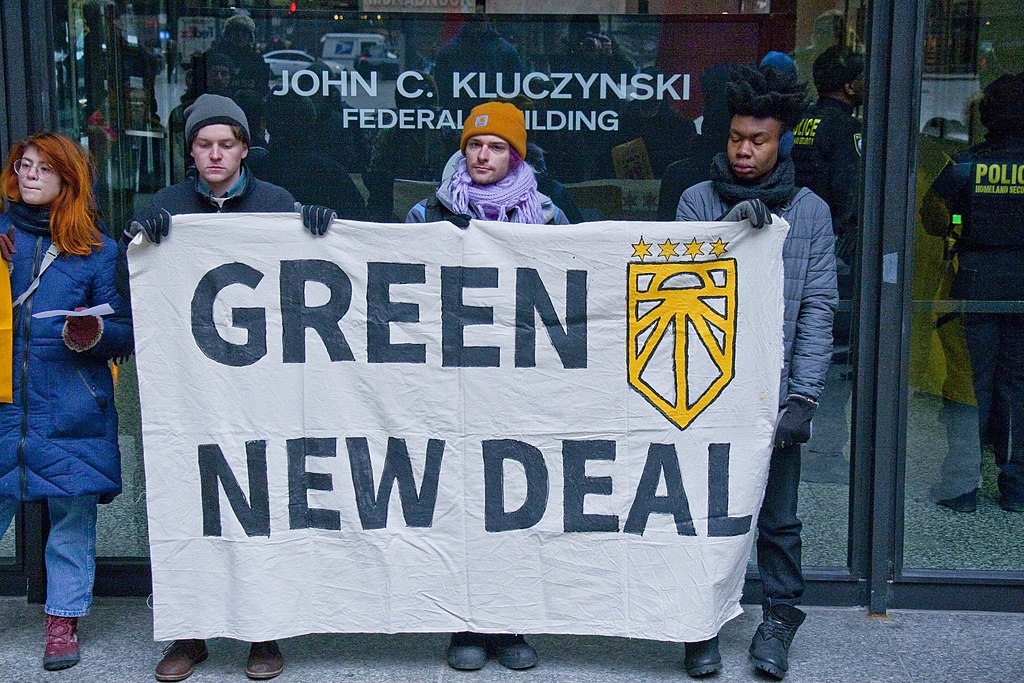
[406,101,566,672]
[406,101,568,227]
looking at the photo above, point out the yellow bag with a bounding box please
[1,264,12,403]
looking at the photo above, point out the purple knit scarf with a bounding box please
[448,158,545,224]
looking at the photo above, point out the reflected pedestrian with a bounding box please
[924,72,1024,514]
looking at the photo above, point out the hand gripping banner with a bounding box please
[128,214,788,643]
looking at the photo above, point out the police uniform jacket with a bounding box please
[930,135,1024,300]
[791,97,863,244]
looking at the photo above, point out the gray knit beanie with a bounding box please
[184,93,250,144]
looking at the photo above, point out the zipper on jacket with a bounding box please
[16,236,44,499]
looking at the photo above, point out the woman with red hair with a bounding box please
[0,132,132,671]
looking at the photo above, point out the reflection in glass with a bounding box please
[43,1,869,570]
[0,521,15,561]
[906,0,1024,571]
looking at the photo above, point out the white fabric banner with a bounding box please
[129,214,788,643]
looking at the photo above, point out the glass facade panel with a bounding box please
[36,0,864,572]
[0,523,14,562]
[906,0,1024,571]
[790,1,866,569]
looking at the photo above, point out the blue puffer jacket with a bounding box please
[676,182,838,406]
[0,210,133,501]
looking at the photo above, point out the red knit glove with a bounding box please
[0,228,14,262]
[63,307,104,352]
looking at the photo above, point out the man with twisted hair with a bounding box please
[675,64,838,680]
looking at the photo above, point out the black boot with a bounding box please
[749,604,805,679]
[684,635,721,677]
[446,632,487,670]
[487,634,538,670]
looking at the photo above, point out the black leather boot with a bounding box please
[684,635,722,677]
[446,632,487,670]
[749,604,806,679]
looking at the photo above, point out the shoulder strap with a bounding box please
[12,244,59,309]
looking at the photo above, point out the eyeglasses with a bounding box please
[13,159,55,180]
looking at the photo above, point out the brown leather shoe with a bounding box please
[245,640,284,680]
[155,639,208,681]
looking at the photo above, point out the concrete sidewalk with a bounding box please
[0,597,1020,682]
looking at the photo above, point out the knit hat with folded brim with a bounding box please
[185,93,250,145]
[460,101,527,158]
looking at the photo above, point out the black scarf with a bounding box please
[7,201,51,236]
[710,153,798,210]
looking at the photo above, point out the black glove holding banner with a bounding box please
[773,394,817,449]
[716,198,772,229]
[449,213,472,229]
[301,204,336,236]
[125,207,172,244]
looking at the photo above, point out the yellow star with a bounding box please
[658,238,679,261]
[632,237,652,260]
[709,238,728,258]
[684,238,704,260]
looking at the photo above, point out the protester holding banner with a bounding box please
[407,100,565,670]
[407,101,568,228]
[127,93,334,682]
[127,93,336,243]
[676,64,837,679]
[0,132,133,671]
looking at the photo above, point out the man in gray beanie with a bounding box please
[126,93,333,682]
[128,93,335,243]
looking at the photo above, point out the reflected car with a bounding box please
[355,45,401,80]
[263,49,315,78]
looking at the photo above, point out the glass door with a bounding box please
[903,0,1024,575]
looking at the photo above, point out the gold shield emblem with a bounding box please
[627,260,737,430]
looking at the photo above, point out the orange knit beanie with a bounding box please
[460,101,527,158]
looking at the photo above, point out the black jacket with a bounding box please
[152,171,295,215]
[791,97,863,246]
[118,170,297,304]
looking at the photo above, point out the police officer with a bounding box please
[926,72,1024,513]
[792,45,864,256]
[791,45,865,484]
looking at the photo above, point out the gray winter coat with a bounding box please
[676,182,838,405]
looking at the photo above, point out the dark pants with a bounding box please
[963,311,1024,503]
[757,443,803,608]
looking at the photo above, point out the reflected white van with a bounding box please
[320,33,386,73]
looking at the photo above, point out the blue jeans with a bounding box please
[0,495,99,617]
[756,444,803,608]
